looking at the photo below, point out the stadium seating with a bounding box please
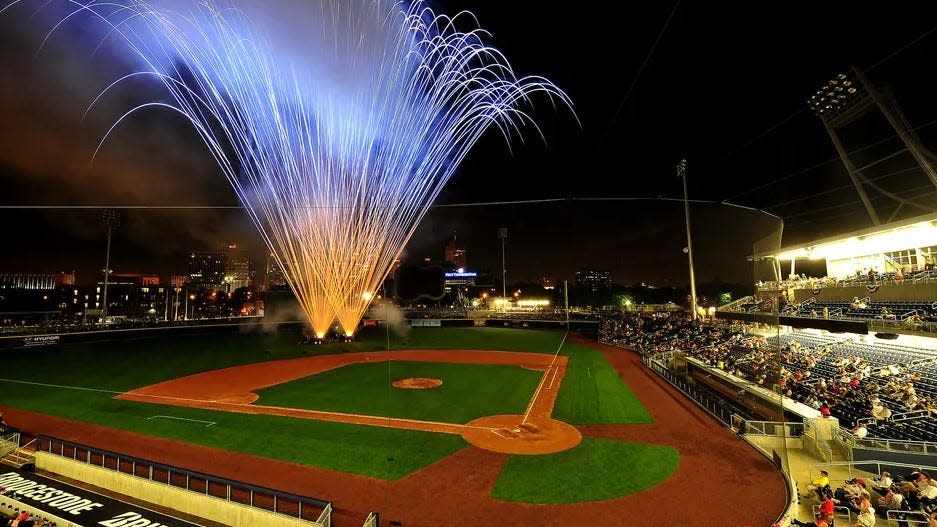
[601,312,937,444]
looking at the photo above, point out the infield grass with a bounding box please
[257,360,542,423]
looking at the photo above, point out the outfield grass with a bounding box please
[0,380,465,479]
[553,343,653,424]
[257,361,541,423]
[492,438,680,503]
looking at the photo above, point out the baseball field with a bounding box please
[0,326,786,526]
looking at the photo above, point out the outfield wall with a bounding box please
[36,452,323,527]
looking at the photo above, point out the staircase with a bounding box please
[1,447,35,470]
[0,436,36,471]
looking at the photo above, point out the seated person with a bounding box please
[871,471,893,494]
[877,485,904,512]
[919,479,937,510]
[806,470,831,500]
[852,506,876,527]
[835,478,863,504]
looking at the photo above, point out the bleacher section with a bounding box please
[601,312,937,444]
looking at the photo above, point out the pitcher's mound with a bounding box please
[462,415,582,455]
[392,377,443,389]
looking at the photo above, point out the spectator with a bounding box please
[806,470,831,500]
[792,512,833,527]
[871,471,892,494]
[853,423,869,439]
[852,506,876,527]
[877,485,903,513]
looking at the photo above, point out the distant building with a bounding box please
[55,271,76,286]
[0,273,56,290]
[539,276,555,290]
[188,251,225,287]
[575,269,612,292]
[223,243,254,292]
[444,235,467,269]
[97,273,167,319]
[264,253,289,291]
[170,275,187,289]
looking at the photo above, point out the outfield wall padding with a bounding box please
[35,452,322,527]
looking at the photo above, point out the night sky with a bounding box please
[2,2,937,286]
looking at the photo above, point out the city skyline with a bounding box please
[4,3,937,288]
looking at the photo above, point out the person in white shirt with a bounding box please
[853,423,869,439]
[852,506,876,527]
[871,471,892,493]
[919,479,937,509]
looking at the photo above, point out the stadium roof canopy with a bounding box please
[767,210,937,262]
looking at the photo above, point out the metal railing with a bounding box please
[645,357,739,426]
[37,435,332,525]
[836,427,937,455]
[807,459,937,482]
[887,509,930,526]
[803,419,833,463]
[812,504,853,525]
[741,420,804,437]
[362,512,379,527]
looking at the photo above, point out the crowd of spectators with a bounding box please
[757,265,937,293]
[600,311,937,442]
[800,468,937,525]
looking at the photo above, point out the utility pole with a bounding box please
[564,280,569,330]
[101,209,121,323]
[678,160,698,322]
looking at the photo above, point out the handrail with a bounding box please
[38,435,331,521]
[808,459,937,481]
[890,409,929,422]
[812,504,853,525]
[887,509,930,526]
[837,427,937,454]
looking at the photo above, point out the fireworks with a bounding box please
[9,0,572,336]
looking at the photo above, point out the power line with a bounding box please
[763,165,922,211]
[724,115,937,202]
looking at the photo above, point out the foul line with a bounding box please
[521,329,568,425]
[147,415,215,427]
[0,378,123,394]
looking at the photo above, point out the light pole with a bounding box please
[101,209,121,323]
[678,159,698,322]
[498,227,508,306]
[173,287,181,321]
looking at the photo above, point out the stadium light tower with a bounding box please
[678,159,698,322]
[101,209,121,322]
[809,68,937,225]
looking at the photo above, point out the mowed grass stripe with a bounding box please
[256,361,543,424]
[492,438,680,503]
[552,344,653,424]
